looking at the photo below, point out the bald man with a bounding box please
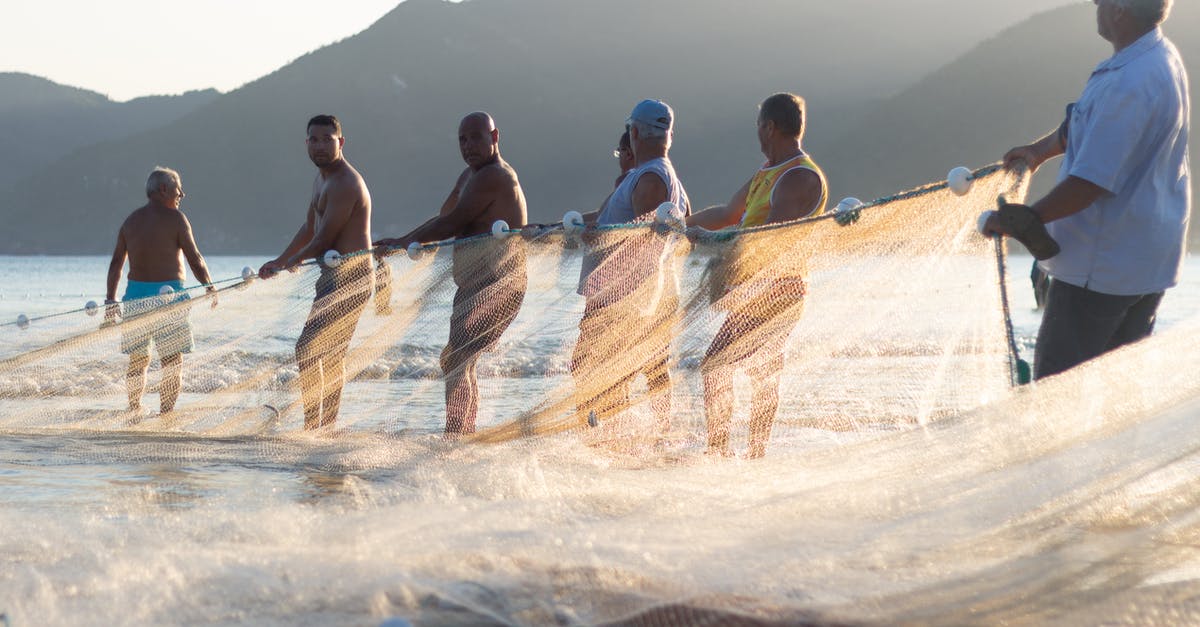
[374,112,528,435]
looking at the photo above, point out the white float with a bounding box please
[85,300,99,316]
[491,219,510,238]
[654,202,684,228]
[977,210,996,235]
[406,241,424,261]
[323,250,343,268]
[241,266,256,282]
[562,210,585,234]
[836,197,863,214]
[948,166,973,196]
[16,314,29,330]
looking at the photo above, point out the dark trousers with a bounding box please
[1034,280,1164,380]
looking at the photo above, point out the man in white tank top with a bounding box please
[571,100,691,434]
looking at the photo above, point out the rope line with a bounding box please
[5,163,1008,329]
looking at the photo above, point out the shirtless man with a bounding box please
[687,93,827,458]
[374,112,528,435]
[259,114,373,430]
[105,166,217,414]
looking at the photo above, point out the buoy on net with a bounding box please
[323,249,343,268]
[491,220,510,238]
[947,166,973,196]
[654,202,684,229]
[562,210,585,235]
[159,284,175,296]
[834,197,863,226]
[977,210,996,236]
[241,266,256,282]
[16,313,30,330]
[85,300,99,317]
[836,197,862,214]
[406,241,424,261]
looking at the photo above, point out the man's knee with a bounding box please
[441,343,477,375]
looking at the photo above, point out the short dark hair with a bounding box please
[306,114,342,135]
[759,93,806,138]
[619,129,631,150]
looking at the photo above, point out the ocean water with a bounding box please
[2,253,1200,626]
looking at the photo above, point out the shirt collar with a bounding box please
[1094,27,1163,74]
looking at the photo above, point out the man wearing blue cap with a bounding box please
[571,99,691,433]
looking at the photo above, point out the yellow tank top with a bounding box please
[739,153,827,228]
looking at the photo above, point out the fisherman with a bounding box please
[374,112,528,435]
[687,92,827,458]
[984,0,1189,379]
[571,99,691,431]
[105,166,217,415]
[259,114,374,430]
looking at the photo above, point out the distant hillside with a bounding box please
[0,0,1136,254]
[821,3,1199,246]
[0,73,219,187]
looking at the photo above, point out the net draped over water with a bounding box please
[0,166,1028,445]
[9,165,1200,625]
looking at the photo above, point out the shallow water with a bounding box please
[3,253,1200,626]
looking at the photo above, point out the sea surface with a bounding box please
[2,254,1200,626]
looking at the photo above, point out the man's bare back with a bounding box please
[121,207,194,283]
[107,168,214,303]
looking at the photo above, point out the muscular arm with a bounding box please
[1030,175,1107,223]
[394,168,504,245]
[375,170,475,249]
[687,179,750,229]
[106,227,128,302]
[1004,128,1066,175]
[177,214,215,291]
[288,183,361,265]
[259,207,314,279]
[765,169,823,224]
[437,169,469,216]
[630,172,669,219]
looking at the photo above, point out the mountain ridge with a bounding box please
[5,0,1193,253]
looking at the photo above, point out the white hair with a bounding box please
[145,166,181,198]
[630,120,668,141]
[1113,0,1172,25]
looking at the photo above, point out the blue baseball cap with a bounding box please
[627,99,673,131]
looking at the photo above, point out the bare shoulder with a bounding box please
[480,159,521,186]
[332,162,370,198]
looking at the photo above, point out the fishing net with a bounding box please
[0,164,1028,451]
[12,164,1200,626]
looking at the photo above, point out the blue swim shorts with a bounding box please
[119,280,194,358]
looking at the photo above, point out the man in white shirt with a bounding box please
[984,0,1189,379]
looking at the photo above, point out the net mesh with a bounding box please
[0,165,1028,451]
[11,165,1200,624]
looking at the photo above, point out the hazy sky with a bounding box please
[3,0,405,101]
[4,0,1079,103]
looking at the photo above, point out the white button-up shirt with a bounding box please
[1042,27,1190,296]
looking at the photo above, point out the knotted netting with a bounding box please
[0,164,1029,451]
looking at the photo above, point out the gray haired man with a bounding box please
[984,0,1189,379]
[571,100,691,431]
